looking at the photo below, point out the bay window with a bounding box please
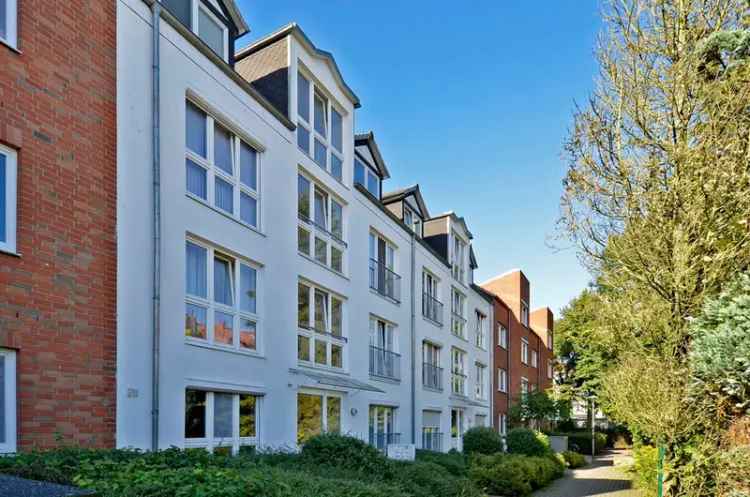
[185,100,260,229]
[185,240,260,352]
[185,389,258,454]
[297,281,345,369]
[298,173,346,273]
[0,144,17,254]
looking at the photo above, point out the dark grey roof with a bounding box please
[382,184,430,219]
[355,131,390,179]
[290,368,385,393]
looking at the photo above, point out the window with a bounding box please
[369,316,399,380]
[298,173,346,273]
[497,324,508,349]
[0,0,17,48]
[451,288,467,339]
[521,377,529,395]
[296,71,344,182]
[547,359,554,379]
[521,301,530,327]
[0,349,16,453]
[497,368,508,393]
[450,347,467,396]
[369,405,398,450]
[531,350,538,368]
[475,311,487,350]
[184,389,259,454]
[475,363,487,401]
[451,233,467,283]
[185,240,260,352]
[475,414,487,428]
[422,410,442,451]
[354,158,380,198]
[521,337,529,365]
[498,414,507,436]
[297,281,345,369]
[422,342,442,390]
[403,205,422,237]
[162,1,228,59]
[450,408,464,442]
[422,271,442,325]
[369,232,400,302]
[297,392,341,444]
[0,144,17,254]
[185,101,260,229]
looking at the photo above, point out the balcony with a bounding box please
[422,293,443,325]
[451,372,467,396]
[369,259,401,303]
[369,346,401,381]
[369,431,401,451]
[422,362,443,391]
[421,430,443,452]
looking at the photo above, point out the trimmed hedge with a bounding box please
[469,453,565,496]
[462,426,503,455]
[562,450,586,468]
[415,449,467,477]
[506,428,552,457]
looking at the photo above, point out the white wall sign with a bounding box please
[386,443,416,461]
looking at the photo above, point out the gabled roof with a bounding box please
[355,131,390,179]
[220,0,250,36]
[236,23,361,108]
[382,184,430,219]
[428,212,474,240]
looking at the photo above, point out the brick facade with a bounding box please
[0,0,117,449]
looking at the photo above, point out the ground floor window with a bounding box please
[421,410,442,451]
[369,405,398,450]
[0,349,16,453]
[450,408,464,439]
[184,389,259,454]
[297,392,341,444]
[475,414,487,427]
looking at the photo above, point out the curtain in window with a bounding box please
[186,242,207,298]
[214,258,233,306]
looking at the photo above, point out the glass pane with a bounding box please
[239,142,257,190]
[297,283,310,328]
[330,154,342,182]
[331,298,342,337]
[330,201,343,239]
[239,318,256,350]
[240,192,257,227]
[214,311,234,345]
[185,242,207,298]
[354,160,365,187]
[314,289,327,331]
[185,390,206,438]
[185,303,207,339]
[239,395,256,437]
[240,265,256,314]
[314,139,327,168]
[162,0,191,26]
[297,126,310,153]
[314,340,327,365]
[331,344,342,368]
[214,393,233,438]
[366,171,379,198]
[327,397,341,434]
[298,227,310,255]
[198,7,225,56]
[214,257,233,306]
[297,335,310,361]
[314,92,327,135]
[186,159,207,200]
[215,177,234,213]
[214,124,233,175]
[331,246,342,273]
[297,73,310,122]
[186,102,207,157]
[331,109,342,152]
[297,394,322,444]
[314,238,327,265]
[297,175,310,220]
[314,189,327,228]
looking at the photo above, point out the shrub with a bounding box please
[462,426,503,455]
[506,428,552,457]
[415,449,467,476]
[562,450,586,468]
[632,444,659,496]
[300,433,385,475]
[469,453,564,496]
[549,431,607,455]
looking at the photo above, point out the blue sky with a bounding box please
[236,1,601,314]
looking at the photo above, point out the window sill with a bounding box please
[186,193,265,237]
[369,374,401,385]
[422,385,443,393]
[422,315,443,328]
[451,333,469,343]
[297,361,348,376]
[369,288,400,306]
[298,252,349,280]
[0,38,20,55]
[185,338,265,359]
[0,247,20,258]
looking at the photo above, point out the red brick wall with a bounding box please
[491,297,510,428]
[0,0,117,450]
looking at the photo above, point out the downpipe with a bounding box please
[410,231,416,445]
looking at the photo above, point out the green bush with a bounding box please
[300,433,386,474]
[506,428,552,457]
[469,453,564,496]
[415,449,467,476]
[549,431,607,455]
[632,444,659,497]
[562,450,586,468]
[462,426,503,455]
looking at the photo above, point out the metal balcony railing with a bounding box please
[369,259,401,303]
[451,371,467,396]
[421,431,443,452]
[422,362,443,391]
[369,431,401,451]
[422,292,443,325]
[451,313,467,338]
[369,346,401,381]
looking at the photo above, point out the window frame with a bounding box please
[531,349,539,368]
[520,300,530,327]
[450,288,467,339]
[547,359,554,379]
[297,172,346,274]
[521,376,529,395]
[451,232,467,284]
[0,144,17,255]
[297,280,346,370]
[0,348,17,454]
[474,310,487,350]
[497,368,508,393]
[185,100,261,231]
[183,389,260,455]
[497,323,508,349]
[474,362,487,401]
[354,157,381,198]
[297,391,342,445]
[193,1,229,60]
[184,238,262,354]
[521,337,529,365]
[0,0,17,49]
[450,347,467,396]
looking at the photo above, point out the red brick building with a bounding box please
[0,0,117,451]
[481,270,554,433]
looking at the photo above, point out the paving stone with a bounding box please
[0,475,94,497]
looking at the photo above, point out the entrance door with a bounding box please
[450,408,464,451]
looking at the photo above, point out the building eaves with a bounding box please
[470,283,496,304]
[355,131,390,179]
[221,0,250,36]
[428,211,474,239]
[382,184,430,219]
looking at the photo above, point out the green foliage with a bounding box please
[469,453,565,497]
[549,432,607,455]
[300,433,385,474]
[506,429,552,457]
[415,449,467,477]
[462,426,503,455]
[561,451,586,469]
[632,445,660,497]
[508,390,571,427]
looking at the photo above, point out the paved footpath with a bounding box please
[532,449,643,497]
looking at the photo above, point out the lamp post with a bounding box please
[590,396,595,459]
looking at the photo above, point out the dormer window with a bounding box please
[162,0,229,60]
[403,205,422,237]
[354,158,380,198]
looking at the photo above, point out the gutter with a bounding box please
[409,230,416,445]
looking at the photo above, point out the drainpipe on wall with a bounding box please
[410,231,416,445]
[150,0,162,452]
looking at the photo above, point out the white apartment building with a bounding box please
[116,0,492,453]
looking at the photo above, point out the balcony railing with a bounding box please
[369,431,401,451]
[422,292,443,325]
[451,313,467,338]
[421,431,443,452]
[422,362,443,391]
[369,259,401,303]
[369,346,401,381]
[451,372,467,396]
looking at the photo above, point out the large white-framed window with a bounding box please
[403,204,422,237]
[422,410,442,452]
[297,280,345,370]
[185,100,260,230]
[184,239,261,353]
[369,316,400,380]
[450,347,467,396]
[297,391,341,444]
[354,157,380,198]
[0,144,17,254]
[521,337,529,365]
[0,0,17,49]
[184,389,259,455]
[422,341,442,390]
[297,173,346,274]
[497,368,508,393]
[422,270,443,325]
[296,70,345,183]
[0,348,16,454]
[369,405,399,450]
[451,232,467,284]
[475,362,487,401]
[497,323,508,349]
[162,0,229,60]
[451,288,467,339]
[520,300,530,327]
[369,231,400,302]
[475,310,487,350]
